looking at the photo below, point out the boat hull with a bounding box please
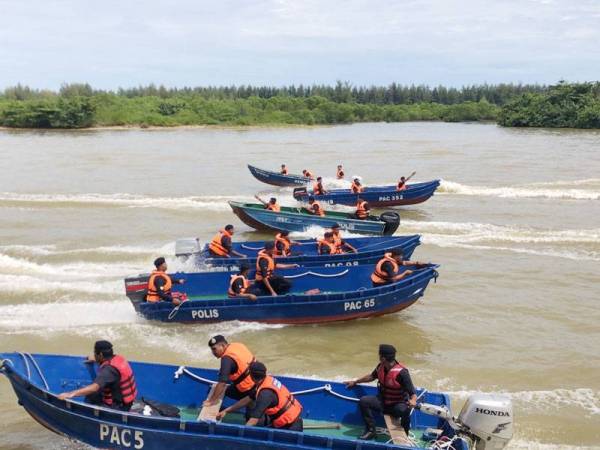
[248,164,309,187]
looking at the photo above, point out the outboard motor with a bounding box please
[293,187,308,200]
[124,274,151,311]
[379,211,400,235]
[418,394,513,450]
[175,238,202,259]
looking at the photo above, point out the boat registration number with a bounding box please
[324,261,359,267]
[99,424,144,448]
[378,195,403,201]
[344,298,375,311]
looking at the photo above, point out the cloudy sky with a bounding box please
[1,0,599,89]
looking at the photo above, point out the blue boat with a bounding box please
[124,264,439,324]
[229,202,400,236]
[0,352,486,450]
[293,181,441,208]
[248,164,310,187]
[176,235,421,269]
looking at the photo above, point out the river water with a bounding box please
[0,122,598,449]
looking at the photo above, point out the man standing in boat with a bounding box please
[344,344,417,440]
[280,164,288,175]
[255,242,298,296]
[146,257,186,304]
[58,340,137,412]
[217,361,303,431]
[313,176,327,195]
[208,224,247,258]
[336,164,345,179]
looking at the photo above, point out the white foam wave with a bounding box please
[439,180,600,200]
[0,192,254,211]
[0,274,122,295]
[507,440,598,450]
[1,242,175,258]
[526,178,600,187]
[289,225,364,240]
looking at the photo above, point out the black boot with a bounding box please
[359,428,376,440]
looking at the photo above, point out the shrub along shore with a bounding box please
[0,82,597,129]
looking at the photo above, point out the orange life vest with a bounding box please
[304,170,313,179]
[377,362,410,406]
[255,250,275,281]
[318,239,339,255]
[332,231,343,249]
[313,182,325,196]
[146,271,173,303]
[351,181,363,194]
[310,202,325,217]
[256,375,303,428]
[274,233,291,256]
[397,180,407,191]
[228,274,250,298]
[222,343,256,393]
[209,229,232,256]
[371,253,399,284]
[266,203,281,212]
[281,167,288,175]
[336,168,344,179]
[355,200,368,219]
[101,355,137,407]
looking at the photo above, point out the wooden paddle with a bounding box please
[197,384,225,421]
[405,171,416,182]
[304,423,342,430]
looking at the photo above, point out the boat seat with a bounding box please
[197,384,225,421]
[383,414,414,446]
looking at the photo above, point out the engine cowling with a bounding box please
[457,394,513,450]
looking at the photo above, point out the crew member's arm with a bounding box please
[154,277,174,302]
[222,235,246,258]
[342,240,357,253]
[58,365,118,400]
[204,357,236,406]
[398,369,418,407]
[216,396,253,420]
[275,262,299,269]
[343,372,377,388]
[401,260,427,268]
[58,382,100,400]
[231,278,257,301]
[262,276,277,297]
[245,389,278,426]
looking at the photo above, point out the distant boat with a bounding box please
[293,180,441,207]
[124,263,440,324]
[248,164,310,187]
[229,201,400,235]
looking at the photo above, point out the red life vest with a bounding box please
[303,170,314,179]
[256,375,303,428]
[281,167,288,175]
[376,362,409,406]
[266,203,281,212]
[310,202,325,217]
[397,180,407,191]
[222,343,256,393]
[274,233,291,256]
[255,250,275,281]
[371,253,399,284]
[351,181,363,194]
[209,229,232,256]
[146,271,172,303]
[228,274,250,298]
[101,355,137,407]
[317,239,338,255]
[313,182,325,196]
[355,200,369,219]
[336,167,344,179]
[332,231,343,249]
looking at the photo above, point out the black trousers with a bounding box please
[85,392,131,411]
[359,395,411,433]
[278,416,303,431]
[254,276,292,295]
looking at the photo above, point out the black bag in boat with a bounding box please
[131,397,181,418]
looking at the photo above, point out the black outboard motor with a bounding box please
[293,187,308,200]
[124,274,151,311]
[379,211,400,235]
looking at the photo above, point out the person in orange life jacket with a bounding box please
[344,344,417,440]
[204,335,258,409]
[208,224,247,258]
[396,176,407,191]
[351,178,364,194]
[217,361,304,431]
[302,169,314,179]
[228,263,257,301]
[313,177,327,196]
[58,341,137,412]
[336,164,345,179]
[306,196,325,216]
[371,249,425,287]
[318,232,340,255]
[330,223,357,253]
[274,230,298,256]
[280,164,288,175]
[255,195,281,212]
[354,198,370,220]
[146,257,185,304]
[255,242,298,296]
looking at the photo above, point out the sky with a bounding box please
[1,0,599,90]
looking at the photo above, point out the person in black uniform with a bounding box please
[147,257,185,303]
[344,344,417,440]
[255,242,298,296]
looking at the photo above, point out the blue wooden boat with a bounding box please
[293,180,441,207]
[0,352,477,450]
[229,202,400,236]
[176,235,421,269]
[124,264,439,324]
[248,164,310,187]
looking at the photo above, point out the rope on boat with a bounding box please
[25,352,49,390]
[174,366,217,385]
[168,303,184,320]
[284,269,349,279]
[18,352,31,380]
[409,389,428,416]
[291,384,360,402]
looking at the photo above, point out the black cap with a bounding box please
[317,176,322,181]
[249,361,267,379]
[324,231,333,238]
[379,344,396,361]
[270,197,276,203]
[225,224,234,231]
[208,335,227,347]
[154,257,166,268]
[264,241,275,250]
[94,340,113,354]
[279,230,289,236]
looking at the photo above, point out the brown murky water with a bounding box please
[0,122,599,449]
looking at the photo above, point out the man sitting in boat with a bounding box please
[146,257,186,304]
[204,336,257,410]
[302,169,314,179]
[305,196,325,216]
[313,176,327,195]
[280,164,288,175]
[344,344,417,440]
[397,176,407,191]
[331,224,357,253]
[336,164,345,179]
[228,263,258,301]
[274,230,297,256]
[354,198,370,220]
[255,242,298,296]
[351,177,364,194]
[318,232,341,255]
[208,225,247,258]
[255,195,281,212]
[371,249,426,287]
[58,340,137,412]
[217,361,303,431]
